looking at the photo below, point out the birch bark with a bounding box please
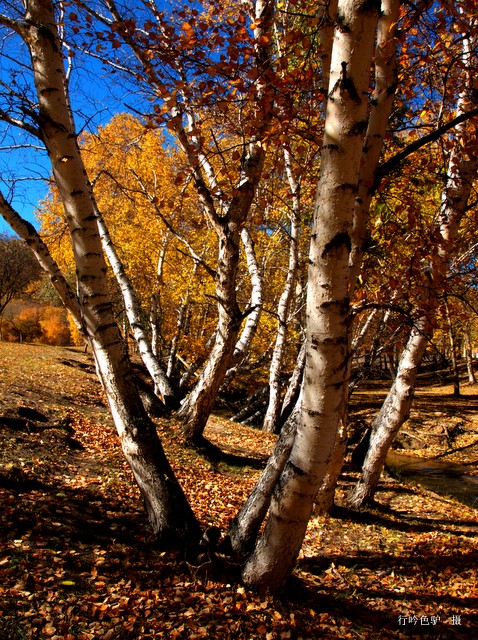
[95,208,177,406]
[0,0,200,546]
[263,147,300,433]
[242,0,381,593]
[177,0,275,441]
[348,314,430,508]
[221,227,263,387]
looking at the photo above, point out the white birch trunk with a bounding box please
[348,315,429,508]
[177,225,245,441]
[349,0,400,286]
[178,0,274,442]
[465,330,476,384]
[242,0,381,593]
[278,340,306,427]
[8,0,200,545]
[150,234,169,358]
[95,209,176,406]
[228,406,299,555]
[222,227,263,386]
[263,147,300,433]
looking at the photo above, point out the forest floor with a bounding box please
[0,343,477,640]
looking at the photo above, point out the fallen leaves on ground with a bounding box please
[0,343,477,639]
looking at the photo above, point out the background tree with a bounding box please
[0,233,40,319]
[348,10,478,508]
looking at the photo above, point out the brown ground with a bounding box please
[0,343,477,639]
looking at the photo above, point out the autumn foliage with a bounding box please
[2,304,71,346]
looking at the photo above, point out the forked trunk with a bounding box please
[92,341,201,545]
[228,407,298,555]
[242,0,381,593]
[96,209,177,407]
[178,228,243,442]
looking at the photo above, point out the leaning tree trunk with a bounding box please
[242,0,381,593]
[221,227,263,388]
[95,208,177,407]
[444,299,460,397]
[347,315,430,509]
[177,0,274,442]
[178,226,244,442]
[348,19,478,510]
[277,339,306,429]
[228,406,299,556]
[464,329,476,384]
[13,0,200,546]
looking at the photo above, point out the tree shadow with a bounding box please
[185,435,268,470]
[285,574,475,640]
[328,503,478,537]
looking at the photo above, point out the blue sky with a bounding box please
[0,32,139,236]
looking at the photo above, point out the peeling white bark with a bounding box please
[263,146,300,433]
[96,208,176,405]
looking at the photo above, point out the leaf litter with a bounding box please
[0,343,477,639]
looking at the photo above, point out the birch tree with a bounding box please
[242,0,383,592]
[348,14,478,509]
[0,0,200,546]
[68,0,276,443]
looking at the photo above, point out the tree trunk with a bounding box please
[347,315,430,509]
[222,227,263,387]
[313,416,347,514]
[242,0,381,593]
[178,226,244,442]
[95,209,177,407]
[445,299,460,396]
[348,22,478,509]
[176,1,274,441]
[464,330,476,384]
[263,147,300,433]
[228,407,298,556]
[277,340,306,429]
[12,0,200,547]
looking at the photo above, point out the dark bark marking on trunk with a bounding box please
[336,11,352,33]
[93,322,118,334]
[358,0,382,14]
[321,231,351,258]
[348,120,368,136]
[40,87,60,96]
[338,183,358,192]
[305,409,321,418]
[319,299,350,313]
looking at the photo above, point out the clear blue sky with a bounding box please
[0,0,190,237]
[0,41,138,236]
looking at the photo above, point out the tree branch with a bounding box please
[375,107,478,191]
